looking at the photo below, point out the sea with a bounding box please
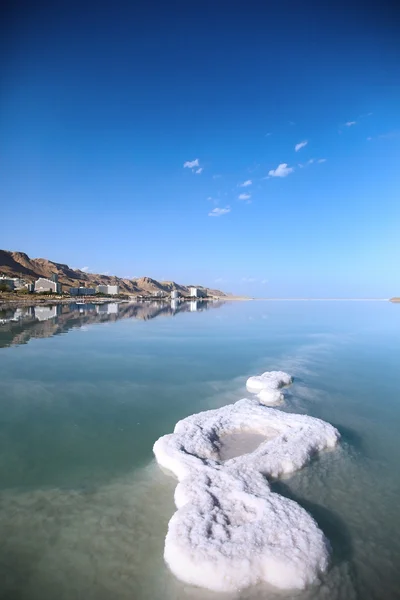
[0,299,399,600]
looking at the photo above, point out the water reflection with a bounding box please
[0,300,225,348]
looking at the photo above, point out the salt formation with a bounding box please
[246,370,293,405]
[153,371,340,593]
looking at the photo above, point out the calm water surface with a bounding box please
[0,300,399,600]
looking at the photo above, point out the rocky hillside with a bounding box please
[0,250,227,297]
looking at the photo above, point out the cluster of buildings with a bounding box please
[170,287,206,300]
[0,274,120,296]
[1,274,208,300]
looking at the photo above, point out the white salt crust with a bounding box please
[246,370,293,405]
[153,372,340,593]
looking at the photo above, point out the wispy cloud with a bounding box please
[239,179,252,187]
[295,140,308,152]
[195,167,203,174]
[367,130,400,141]
[298,158,325,168]
[261,279,268,285]
[208,206,231,217]
[345,121,356,127]
[213,174,222,179]
[268,163,294,178]
[265,132,272,137]
[183,158,199,168]
[215,277,226,284]
[81,266,90,273]
[238,193,251,201]
[241,277,257,283]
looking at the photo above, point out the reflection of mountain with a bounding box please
[0,301,225,348]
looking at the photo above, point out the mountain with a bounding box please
[0,250,228,297]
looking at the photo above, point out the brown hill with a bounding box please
[0,250,227,297]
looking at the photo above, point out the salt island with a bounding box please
[153,371,340,593]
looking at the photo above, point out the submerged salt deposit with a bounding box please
[153,371,340,593]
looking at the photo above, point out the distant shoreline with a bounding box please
[255,298,390,301]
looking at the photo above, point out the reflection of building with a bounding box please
[171,290,179,299]
[34,305,61,321]
[34,275,61,293]
[70,287,96,296]
[189,287,206,298]
[171,299,178,311]
[96,284,119,295]
[96,303,119,314]
[190,301,198,312]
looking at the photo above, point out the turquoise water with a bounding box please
[0,300,399,599]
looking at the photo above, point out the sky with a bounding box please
[1,1,400,297]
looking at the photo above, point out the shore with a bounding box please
[0,293,237,309]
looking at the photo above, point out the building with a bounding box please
[70,287,96,296]
[96,284,120,295]
[0,276,16,290]
[171,290,179,299]
[189,287,206,298]
[34,277,61,293]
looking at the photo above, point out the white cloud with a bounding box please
[195,167,203,174]
[208,206,231,217]
[81,266,90,273]
[265,132,272,137]
[367,136,372,141]
[215,277,226,283]
[261,279,268,285]
[345,121,356,127]
[184,158,199,168]
[241,277,257,283]
[207,196,213,200]
[295,140,308,152]
[317,158,327,163]
[238,193,251,201]
[213,174,222,179]
[268,163,294,178]
[239,179,252,187]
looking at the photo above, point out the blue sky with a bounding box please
[1,1,399,297]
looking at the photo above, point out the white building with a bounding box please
[34,277,61,293]
[171,290,179,299]
[96,284,120,295]
[189,287,206,298]
[70,287,96,296]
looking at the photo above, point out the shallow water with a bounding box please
[219,431,276,460]
[0,299,399,599]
